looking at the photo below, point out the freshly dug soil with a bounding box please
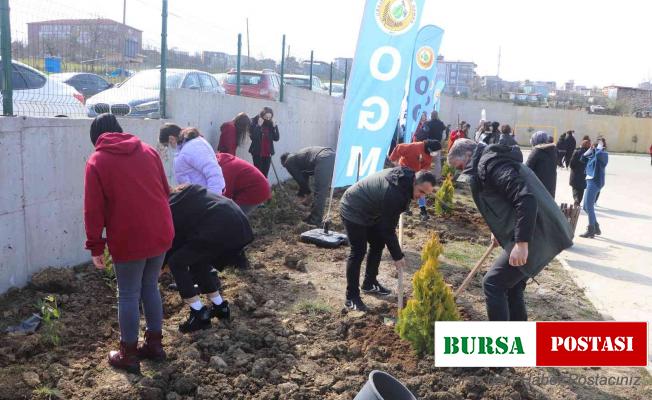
[1,185,650,400]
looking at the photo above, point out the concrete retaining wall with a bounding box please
[439,96,652,152]
[0,87,343,293]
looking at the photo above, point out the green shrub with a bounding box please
[435,174,455,216]
[396,234,461,355]
[36,295,61,347]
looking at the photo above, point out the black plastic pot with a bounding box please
[353,370,417,400]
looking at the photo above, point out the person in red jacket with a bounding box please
[84,113,174,374]
[389,139,442,220]
[218,113,251,155]
[448,121,468,151]
[217,152,271,215]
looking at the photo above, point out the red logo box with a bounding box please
[536,322,648,367]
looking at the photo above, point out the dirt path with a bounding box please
[1,186,650,399]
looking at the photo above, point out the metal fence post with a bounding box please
[159,0,168,119]
[343,59,348,99]
[309,50,314,91]
[329,62,333,96]
[236,33,242,96]
[0,0,13,116]
[280,34,285,102]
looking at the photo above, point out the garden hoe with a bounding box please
[453,240,497,298]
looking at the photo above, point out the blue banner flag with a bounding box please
[331,0,426,188]
[403,25,444,143]
[433,79,446,112]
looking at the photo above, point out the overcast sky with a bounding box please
[13,0,652,88]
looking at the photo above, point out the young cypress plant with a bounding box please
[435,174,455,216]
[396,233,461,355]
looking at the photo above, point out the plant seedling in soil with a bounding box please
[33,386,62,400]
[295,299,333,315]
[36,295,61,347]
[396,233,460,355]
[102,247,116,290]
[435,174,455,216]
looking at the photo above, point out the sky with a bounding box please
[12,0,652,88]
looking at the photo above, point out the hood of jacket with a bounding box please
[465,143,523,183]
[217,152,236,166]
[385,166,415,194]
[95,132,142,155]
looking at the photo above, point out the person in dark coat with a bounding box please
[563,130,576,168]
[339,167,437,311]
[448,139,573,321]
[166,184,254,333]
[415,111,447,179]
[280,146,336,226]
[498,124,519,147]
[556,132,567,167]
[569,138,591,205]
[249,107,280,177]
[526,131,558,197]
[480,121,501,145]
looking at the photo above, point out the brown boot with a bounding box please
[137,330,166,361]
[108,341,140,374]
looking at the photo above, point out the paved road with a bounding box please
[551,152,652,366]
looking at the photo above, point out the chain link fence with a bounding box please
[0,0,350,119]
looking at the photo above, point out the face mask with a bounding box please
[597,142,604,150]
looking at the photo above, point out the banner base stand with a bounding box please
[300,221,348,248]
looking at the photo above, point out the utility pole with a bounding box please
[246,18,250,68]
[497,46,502,98]
[123,0,126,24]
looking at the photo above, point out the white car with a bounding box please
[0,59,86,118]
[283,74,328,94]
[330,82,345,98]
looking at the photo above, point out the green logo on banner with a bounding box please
[444,336,525,355]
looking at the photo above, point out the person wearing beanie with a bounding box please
[526,131,558,197]
[389,139,442,221]
[84,114,174,373]
[569,138,592,205]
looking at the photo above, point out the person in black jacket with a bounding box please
[498,124,519,147]
[556,132,567,167]
[166,184,254,332]
[564,131,576,168]
[249,107,280,177]
[569,138,591,205]
[526,131,558,197]
[280,146,335,226]
[415,111,447,179]
[339,167,437,311]
[480,121,501,145]
[448,139,573,321]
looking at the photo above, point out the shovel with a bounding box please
[454,241,497,297]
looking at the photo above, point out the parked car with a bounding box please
[330,82,345,98]
[0,59,86,118]
[222,69,281,100]
[283,74,327,94]
[213,73,227,85]
[86,68,223,118]
[49,72,113,100]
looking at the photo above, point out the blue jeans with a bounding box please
[483,251,529,321]
[418,196,426,208]
[114,253,165,343]
[583,179,601,226]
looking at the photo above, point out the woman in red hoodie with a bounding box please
[217,112,251,155]
[217,152,271,215]
[84,114,174,373]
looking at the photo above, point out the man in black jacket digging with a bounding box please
[339,167,437,311]
[280,146,335,226]
[448,139,573,321]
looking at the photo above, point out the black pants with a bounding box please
[482,251,529,321]
[557,150,566,167]
[563,151,572,168]
[572,186,585,205]
[343,218,385,299]
[167,246,220,300]
[252,155,272,178]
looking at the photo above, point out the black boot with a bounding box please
[179,306,212,333]
[594,223,601,236]
[579,225,595,238]
[209,300,231,321]
[419,206,429,221]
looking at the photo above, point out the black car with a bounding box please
[49,72,113,99]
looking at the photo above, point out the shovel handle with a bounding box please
[454,242,497,297]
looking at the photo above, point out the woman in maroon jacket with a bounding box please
[217,152,271,215]
[84,114,174,373]
[218,112,251,155]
